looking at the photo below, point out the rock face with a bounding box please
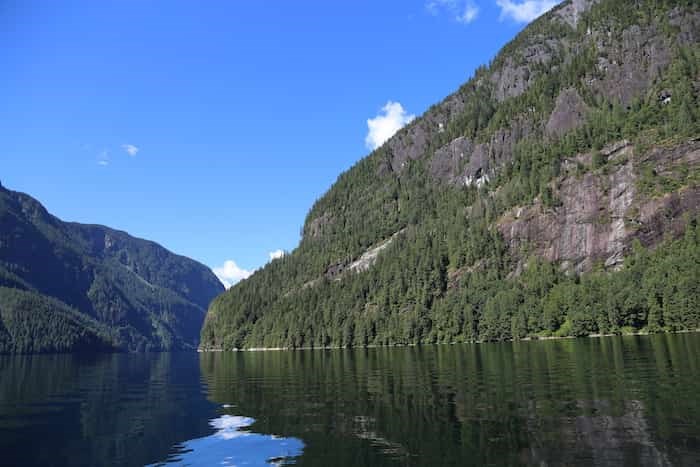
[0,185,224,353]
[498,140,700,273]
[304,211,333,239]
[591,24,673,107]
[546,88,589,138]
[429,137,472,184]
[554,0,600,28]
[426,116,536,187]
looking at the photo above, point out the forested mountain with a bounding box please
[202,0,700,350]
[0,183,224,353]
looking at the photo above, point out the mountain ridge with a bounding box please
[201,0,699,350]
[0,183,224,353]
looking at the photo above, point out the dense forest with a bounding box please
[0,184,224,353]
[201,0,700,350]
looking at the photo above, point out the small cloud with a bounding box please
[268,249,285,261]
[97,150,110,166]
[122,144,139,157]
[426,0,479,24]
[496,0,559,23]
[457,2,479,23]
[213,260,253,289]
[365,101,415,151]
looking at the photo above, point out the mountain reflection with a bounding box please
[199,334,700,466]
[0,334,698,466]
[0,352,217,467]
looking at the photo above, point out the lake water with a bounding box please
[1,334,699,466]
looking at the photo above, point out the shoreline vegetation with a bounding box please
[197,328,700,353]
[202,220,700,352]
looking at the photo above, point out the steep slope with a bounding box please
[202,0,700,350]
[0,183,224,353]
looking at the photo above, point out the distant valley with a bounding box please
[0,182,223,353]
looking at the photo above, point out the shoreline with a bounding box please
[197,328,700,353]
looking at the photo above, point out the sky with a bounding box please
[1,0,560,288]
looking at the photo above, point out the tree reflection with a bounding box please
[200,334,700,466]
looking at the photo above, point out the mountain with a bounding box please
[201,0,699,350]
[0,182,224,353]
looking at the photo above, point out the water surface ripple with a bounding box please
[0,334,699,466]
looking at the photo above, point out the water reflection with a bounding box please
[0,352,217,467]
[0,334,699,466]
[151,413,304,466]
[199,334,700,466]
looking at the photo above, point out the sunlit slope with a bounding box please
[202,0,700,349]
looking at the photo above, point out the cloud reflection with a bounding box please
[149,414,304,466]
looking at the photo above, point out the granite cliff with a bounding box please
[202,0,699,350]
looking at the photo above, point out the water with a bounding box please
[1,334,699,466]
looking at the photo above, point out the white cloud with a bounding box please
[426,0,479,24]
[213,260,253,289]
[365,101,415,151]
[457,3,479,23]
[268,249,285,261]
[496,0,559,23]
[122,144,139,156]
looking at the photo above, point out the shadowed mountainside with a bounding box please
[0,183,224,353]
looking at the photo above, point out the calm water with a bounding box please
[1,334,700,466]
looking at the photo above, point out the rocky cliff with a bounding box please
[202,0,700,350]
[499,139,700,273]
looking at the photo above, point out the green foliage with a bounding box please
[201,0,700,350]
[204,216,700,349]
[0,287,116,354]
[0,186,224,353]
[592,150,607,169]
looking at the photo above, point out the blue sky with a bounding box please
[1,0,559,287]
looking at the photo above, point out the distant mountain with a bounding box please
[201,0,700,350]
[0,182,224,353]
